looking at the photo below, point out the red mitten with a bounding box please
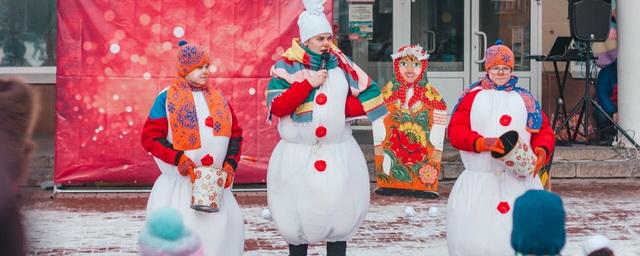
[177,155,196,182]
[474,137,505,154]
[533,147,547,177]
[222,163,235,189]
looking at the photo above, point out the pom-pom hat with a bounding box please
[138,207,204,256]
[511,190,566,255]
[176,40,209,77]
[484,39,515,70]
[298,0,332,43]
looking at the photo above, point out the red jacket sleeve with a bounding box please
[530,112,555,163]
[141,117,184,165]
[447,89,482,152]
[141,91,184,165]
[270,80,314,117]
[223,104,243,171]
[345,93,366,117]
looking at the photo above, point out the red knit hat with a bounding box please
[176,40,209,77]
[484,40,514,70]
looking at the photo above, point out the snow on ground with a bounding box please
[23,179,640,255]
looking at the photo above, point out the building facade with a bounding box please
[1,0,637,148]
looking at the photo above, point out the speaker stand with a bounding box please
[554,44,638,147]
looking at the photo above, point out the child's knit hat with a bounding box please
[581,235,614,256]
[484,39,515,70]
[176,40,209,77]
[511,189,566,255]
[138,207,204,256]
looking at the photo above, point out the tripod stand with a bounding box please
[554,44,639,147]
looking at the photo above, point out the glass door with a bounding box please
[471,0,542,96]
[334,0,395,87]
[410,0,465,72]
[334,0,471,116]
[408,0,469,114]
[333,0,541,117]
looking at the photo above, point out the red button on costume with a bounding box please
[497,201,511,214]
[315,126,327,138]
[314,160,327,172]
[500,115,512,126]
[316,93,327,105]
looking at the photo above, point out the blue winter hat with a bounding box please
[511,189,566,255]
[138,207,203,256]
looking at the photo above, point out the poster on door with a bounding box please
[348,4,373,40]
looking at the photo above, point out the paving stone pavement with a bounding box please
[21,179,640,255]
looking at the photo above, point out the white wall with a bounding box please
[617,0,640,148]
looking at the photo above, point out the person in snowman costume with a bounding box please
[141,40,244,256]
[265,0,387,255]
[446,41,555,255]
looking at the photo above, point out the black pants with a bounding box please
[288,241,347,256]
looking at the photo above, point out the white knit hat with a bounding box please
[580,235,612,256]
[298,0,332,43]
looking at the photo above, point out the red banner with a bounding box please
[55,0,332,185]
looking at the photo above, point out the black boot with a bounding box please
[327,241,347,256]
[288,244,308,256]
[594,111,616,146]
[596,126,616,146]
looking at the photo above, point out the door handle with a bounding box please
[427,30,436,53]
[474,31,487,64]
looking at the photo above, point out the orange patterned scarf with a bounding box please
[167,77,232,150]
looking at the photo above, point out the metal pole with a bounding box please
[51,185,267,197]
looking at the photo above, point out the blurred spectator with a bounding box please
[0,77,38,256]
[0,77,37,187]
[0,175,26,256]
[581,235,615,256]
[138,207,204,256]
[511,189,566,255]
[594,60,618,146]
[592,0,618,146]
